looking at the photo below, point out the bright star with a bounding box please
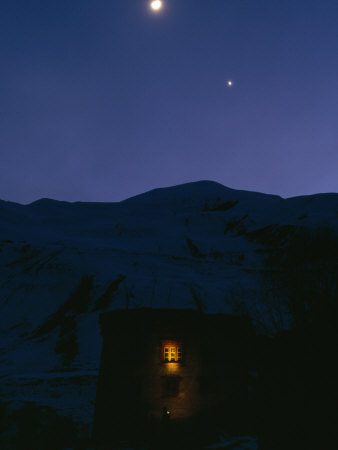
[227,81,233,87]
[150,0,163,11]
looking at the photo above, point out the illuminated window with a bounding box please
[162,342,182,363]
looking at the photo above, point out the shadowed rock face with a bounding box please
[93,308,253,444]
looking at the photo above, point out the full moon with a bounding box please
[150,0,162,11]
[227,80,233,87]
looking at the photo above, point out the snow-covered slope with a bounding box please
[1,180,337,431]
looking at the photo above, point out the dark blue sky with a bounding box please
[1,0,337,203]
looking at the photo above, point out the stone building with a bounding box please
[93,308,252,443]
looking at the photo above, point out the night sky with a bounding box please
[1,0,338,204]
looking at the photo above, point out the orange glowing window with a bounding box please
[162,342,182,363]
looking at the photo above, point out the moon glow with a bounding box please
[227,81,233,87]
[150,0,163,11]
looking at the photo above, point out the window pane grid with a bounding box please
[162,343,182,363]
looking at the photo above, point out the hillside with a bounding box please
[1,180,338,439]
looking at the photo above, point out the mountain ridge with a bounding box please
[0,180,337,432]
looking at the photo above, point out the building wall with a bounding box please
[93,309,252,441]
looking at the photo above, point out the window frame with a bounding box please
[161,376,181,397]
[161,340,183,363]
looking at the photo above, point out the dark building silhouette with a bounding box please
[93,308,253,444]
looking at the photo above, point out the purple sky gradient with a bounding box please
[1,0,338,203]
